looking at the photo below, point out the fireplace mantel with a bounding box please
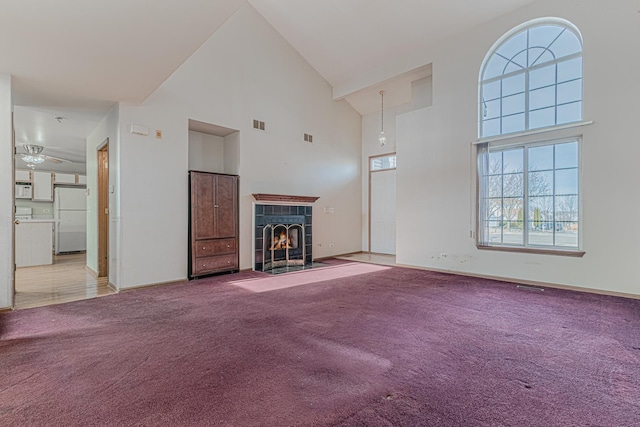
[252,194,319,203]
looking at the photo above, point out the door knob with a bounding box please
[14,219,20,225]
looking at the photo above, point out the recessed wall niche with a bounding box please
[188,119,239,175]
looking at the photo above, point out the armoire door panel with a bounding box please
[193,173,215,240]
[215,175,237,238]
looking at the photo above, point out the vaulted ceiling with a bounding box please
[2,0,535,167]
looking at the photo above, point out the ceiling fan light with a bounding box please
[23,144,44,155]
[21,154,45,164]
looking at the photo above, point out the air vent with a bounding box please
[129,124,149,136]
[304,133,313,143]
[516,284,544,292]
[253,119,265,131]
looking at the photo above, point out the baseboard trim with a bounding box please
[84,265,98,277]
[117,279,188,293]
[107,282,118,293]
[315,251,363,261]
[394,263,640,301]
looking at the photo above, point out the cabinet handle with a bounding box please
[214,204,219,208]
[227,244,230,248]
[203,247,206,250]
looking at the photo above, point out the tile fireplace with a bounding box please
[252,194,319,272]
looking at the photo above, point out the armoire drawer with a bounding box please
[193,254,238,275]
[195,239,236,257]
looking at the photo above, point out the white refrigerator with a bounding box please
[54,187,87,254]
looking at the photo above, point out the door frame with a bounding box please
[368,152,397,254]
[11,113,16,307]
[97,139,109,277]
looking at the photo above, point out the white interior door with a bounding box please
[370,169,396,254]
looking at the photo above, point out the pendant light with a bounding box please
[378,90,387,147]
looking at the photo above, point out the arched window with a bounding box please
[479,20,583,138]
[476,19,584,253]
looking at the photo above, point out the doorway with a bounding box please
[12,139,115,309]
[369,153,397,255]
[97,140,109,277]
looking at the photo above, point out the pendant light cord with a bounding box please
[379,90,385,133]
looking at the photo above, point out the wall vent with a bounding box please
[129,124,149,136]
[304,133,313,143]
[253,119,265,131]
[516,284,545,292]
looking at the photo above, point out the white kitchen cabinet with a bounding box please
[32,171,53,201]
[77,174,87,185]
[15,169,31,182]
[54,173,76,184]
[15,221,54,267]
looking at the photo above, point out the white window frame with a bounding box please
[476,18,586,256]
[479,18,584,139]
[477,137,583,255]
[370,154,397,172]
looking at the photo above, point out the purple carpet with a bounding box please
[1,260,639,426]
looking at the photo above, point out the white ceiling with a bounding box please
[3,0,534,170]
[250,0,533,89]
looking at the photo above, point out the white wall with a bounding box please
[116,4,361,288]
[392,0,640,295]
[86,105,120,286]
[188,131,225,173]
[0,73,13,309]
[224,132,240,175]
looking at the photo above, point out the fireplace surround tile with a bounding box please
[254,203,313,272]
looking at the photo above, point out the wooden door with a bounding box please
[97,141,109,277]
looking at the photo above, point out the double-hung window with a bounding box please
[477,19,583,253]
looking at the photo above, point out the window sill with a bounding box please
[476,244,585,257]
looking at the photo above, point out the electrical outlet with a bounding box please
[329,243,335,248]
[43,208,50,214]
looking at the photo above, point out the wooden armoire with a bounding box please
[188,171,239,278]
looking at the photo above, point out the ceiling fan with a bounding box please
[16,144,75,169]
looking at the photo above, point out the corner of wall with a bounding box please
[0,73,13,309]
